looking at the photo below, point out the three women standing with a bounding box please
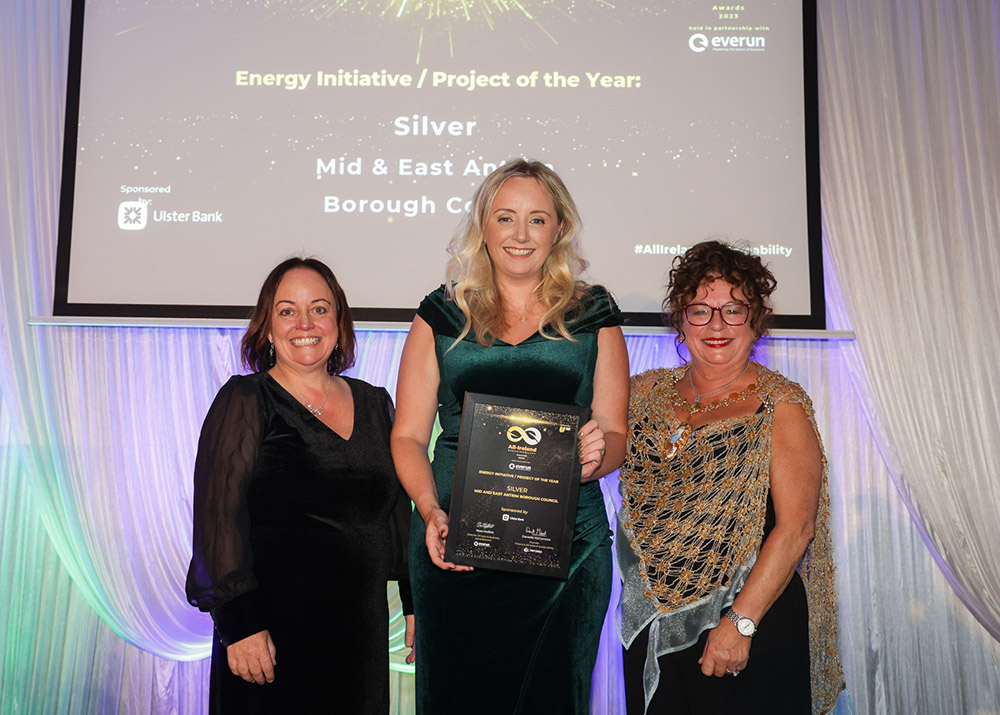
[188,186,841,715]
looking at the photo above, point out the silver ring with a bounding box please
[726,669,740,677]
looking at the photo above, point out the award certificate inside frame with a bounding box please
[444,392,589,579]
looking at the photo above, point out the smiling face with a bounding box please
[683,279,756,370]
[267,267,338,373]
[483,176,562,287]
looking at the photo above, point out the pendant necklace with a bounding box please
[513,296,537,323]
[505,286,540,324]
[276,365,331,417]
[689,361,751,403]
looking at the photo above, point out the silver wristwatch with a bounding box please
[724,608,757,637]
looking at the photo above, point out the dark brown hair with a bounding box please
[663,240,777,346]
[240,257,356,375]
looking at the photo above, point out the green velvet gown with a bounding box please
[410,285,621,714]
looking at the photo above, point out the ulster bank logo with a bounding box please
[118,201,147,230]
[506,425,542,445]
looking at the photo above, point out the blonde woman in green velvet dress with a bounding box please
[391,160,630,713]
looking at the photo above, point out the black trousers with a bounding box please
[623,573,811,715]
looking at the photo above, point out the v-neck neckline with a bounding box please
[266,372,355,441]
[493,329,541,347]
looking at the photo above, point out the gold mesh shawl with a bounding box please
[618,363,844,714]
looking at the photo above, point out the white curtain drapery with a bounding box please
[819,0,1000,639]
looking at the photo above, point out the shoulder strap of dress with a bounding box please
[571,284,624,332]
[416,285,466,337]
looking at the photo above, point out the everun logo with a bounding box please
[689,33,709,52]
[118,201,147,230]
[689,33,766,52]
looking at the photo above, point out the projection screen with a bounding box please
[54,0,823,329]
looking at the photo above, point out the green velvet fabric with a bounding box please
[410,285,622,714]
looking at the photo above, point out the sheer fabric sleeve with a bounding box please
[185,374,268,645]
[381,387,414,615]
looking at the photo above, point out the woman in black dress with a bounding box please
[186,257,413,713]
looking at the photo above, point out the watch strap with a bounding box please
[724,608,757,637]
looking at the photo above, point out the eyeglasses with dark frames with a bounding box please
[683,302,751,326]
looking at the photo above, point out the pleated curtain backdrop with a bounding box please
[2,0,1000,713]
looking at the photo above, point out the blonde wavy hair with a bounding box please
[446,159,589,347]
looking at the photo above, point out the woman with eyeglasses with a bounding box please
[616,240,843,714]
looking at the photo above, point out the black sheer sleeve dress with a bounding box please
[186,371,412,714]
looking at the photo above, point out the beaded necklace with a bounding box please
[690,361,750,403]
[663,369,760,461]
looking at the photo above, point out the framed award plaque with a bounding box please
[444,392,589,579]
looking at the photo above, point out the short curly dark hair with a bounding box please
[240,257,356,375]
[663,240,777,346]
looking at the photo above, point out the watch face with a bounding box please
[737,618,756,636]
